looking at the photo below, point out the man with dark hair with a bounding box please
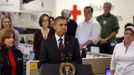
[76,6,101,51]
[40,16,82,66]
[97,2,119,54]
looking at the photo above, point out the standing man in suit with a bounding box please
[61,9,78,37]
[40,16,82,66]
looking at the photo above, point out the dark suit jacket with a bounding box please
[40,35,82,66]
[66,19,78,37]
[33,29,55,60]
[0,46,23,75]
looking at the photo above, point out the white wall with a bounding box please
[56,0,134,37]
[0,0,20,11]
[1,0,134,36]
[22,0,56,16]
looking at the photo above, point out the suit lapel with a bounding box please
[51,35,61,56]
[51,35,71,56]
[52,35,58,50]
[64,35,71,52]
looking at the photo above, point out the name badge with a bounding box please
[103,20,107,25]
[18,58,22,61]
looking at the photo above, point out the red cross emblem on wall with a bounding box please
[71,5,81,21]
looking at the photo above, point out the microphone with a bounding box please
[68,53,73,61]
[60,52,66,62]
[65,52,73,62]
[60,52,73,62]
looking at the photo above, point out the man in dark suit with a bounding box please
[61,9,78,37]
[40,16,82,66]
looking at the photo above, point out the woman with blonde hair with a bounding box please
[0,16,20,49]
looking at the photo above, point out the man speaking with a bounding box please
[39,16,82,66]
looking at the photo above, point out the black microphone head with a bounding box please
[68,52,73,60]
[61,52,73,62]
[60,53,65,62]
[64,52,73,62]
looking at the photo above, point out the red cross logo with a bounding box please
[71,5,81,21]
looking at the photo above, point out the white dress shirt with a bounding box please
[110,40,134,75]
[55,34,65,47]
[75,18,101,45]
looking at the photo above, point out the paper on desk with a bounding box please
[91,46,100,53]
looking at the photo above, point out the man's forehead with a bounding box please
[55,19,67,24]
[104,4,111,7]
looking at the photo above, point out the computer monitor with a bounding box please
[105,68,110,75]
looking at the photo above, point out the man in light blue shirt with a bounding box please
[76,6,101,51]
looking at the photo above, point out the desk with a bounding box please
[26,52,111,75]
[82,52,111,75]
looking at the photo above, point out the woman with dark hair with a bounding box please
[49,16,55,36]
[0,28,23,75]
[49,16,55,28]
[0,16,20,49]
[110,23,134,75]
[33,14,54,60]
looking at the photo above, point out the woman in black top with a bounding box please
[33,14,54,60]
[0,28,23,75]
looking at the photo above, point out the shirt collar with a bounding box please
[41,28,50,33]
[67,19,69,22]
[84,18,93,23]
[103,13,111,17]
[123,40,134,46]
[55,33,65,42]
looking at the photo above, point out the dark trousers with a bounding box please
[99,42,114,54]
